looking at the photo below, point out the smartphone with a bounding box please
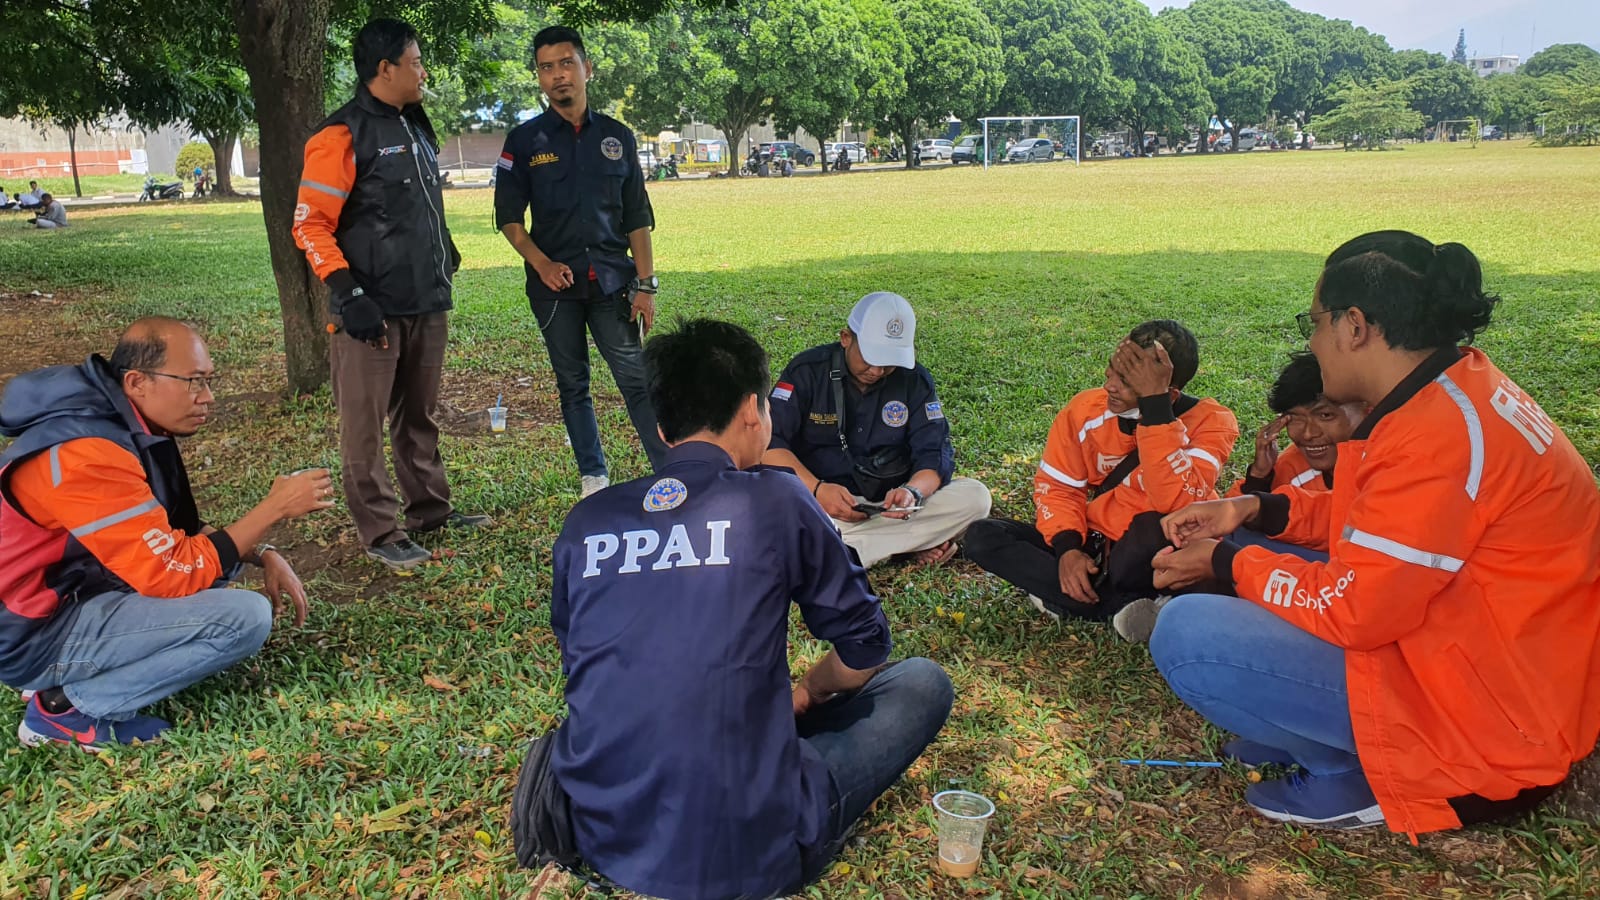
[853,502,924,516]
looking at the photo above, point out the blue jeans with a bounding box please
[1228,528,1330,563]
[531,290,669,478]
[787,658,953,894]
[1149,594,1361,776]
[20,588,273,721]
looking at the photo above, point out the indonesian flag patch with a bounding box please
[497,151,515,171]
[771,381,794,401]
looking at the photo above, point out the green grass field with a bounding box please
[1,141,1598,899]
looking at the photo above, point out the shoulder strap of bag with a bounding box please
[830,346,851,454]
[1087,394,1201,498]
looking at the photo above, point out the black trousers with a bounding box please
[964,511,1173,621]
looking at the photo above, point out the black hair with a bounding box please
[354,18,420,84]
[1318,230,1498,350]
[110,327,171,374]
[1128,319,1199,389]
[645,319,770,443]
[1267,351,1324,414]
[533,25,587,61]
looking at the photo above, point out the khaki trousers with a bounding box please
[330,312,453,547]
[833,477,992,568]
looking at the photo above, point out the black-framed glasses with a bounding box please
[1295,309,1336,340]
[141,370,218,394]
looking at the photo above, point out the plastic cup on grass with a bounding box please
[488,405,508,433]
[933,789,994,877]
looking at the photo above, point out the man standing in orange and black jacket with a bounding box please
[294,18,489,572]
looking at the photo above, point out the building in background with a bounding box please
[1467,55,1520,77]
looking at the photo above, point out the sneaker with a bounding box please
[1111,596,1172,643]
[579,475,609,498]
[1026,594,1062,623]
[366,538,432,571]
[414,511,493,534]
[1223,738,1298,768]
[17,696,170,751]
[1246,770,1386,830]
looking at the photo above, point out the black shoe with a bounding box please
[366,538,432,571]
[414,511,493,534]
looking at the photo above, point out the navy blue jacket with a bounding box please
[494,107,654,300]
[549,441,891,900]
[768,343,954,496]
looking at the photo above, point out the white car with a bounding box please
[826,141,867,163]
[917,139,954,161]
[637,149,658,169]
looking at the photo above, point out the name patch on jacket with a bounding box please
[529,152,560,168]
[808,412,838,425]
[377,144,409,156]
[581,521,732,577]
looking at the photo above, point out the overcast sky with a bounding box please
[1142,0,1598,60]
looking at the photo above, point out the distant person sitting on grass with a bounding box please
[0,186,14,209]
[1148,231,1600,833]
[1222,351,1365,562]
[962,319,1238,643]
[29,193,67,229]
[0,317,334,750]
[512,318,952,900]
[16,182,44,210]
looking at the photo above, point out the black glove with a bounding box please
[327,270,384,342]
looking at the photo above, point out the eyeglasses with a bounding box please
[141,370,218,394]
[1295,309,1337,340]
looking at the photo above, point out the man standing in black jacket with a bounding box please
[495,25,668,499]
[294,19,489,571]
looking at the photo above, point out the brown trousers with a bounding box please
[329,312,452,547]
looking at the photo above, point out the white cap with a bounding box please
[847,292,916,369]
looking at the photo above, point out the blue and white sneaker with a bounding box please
[1246,770,1385,829]
[17,695,170,751]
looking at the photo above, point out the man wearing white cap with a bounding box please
[762,293,991,567]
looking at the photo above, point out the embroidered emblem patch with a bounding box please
[529,152,560,168]
[293,202,310,223]
[882,401,909,427]
[601,137,624,160]
[885,317,904,338]
[377,144,408,156]
[924,401,944,421]
[643,478,688,512]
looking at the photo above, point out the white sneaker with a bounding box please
[1112,596,1172,644]
[580,475,609,498]
[1027,594,1062,623]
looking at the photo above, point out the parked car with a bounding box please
[763,140,815,165]
[1480,125,1505,140]
[826,141,867,163]
[1215,128,1262,151]
[637,148,658,169]
[916,138,954,161]
[951,135,985,164]
[1007,138,1055,162]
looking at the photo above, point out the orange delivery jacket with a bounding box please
[1034,388,1238,551]
[1217,347,1600,835]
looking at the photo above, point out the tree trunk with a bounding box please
[67,126,82,198]
[233,0,332,395]
[204,130,237,196]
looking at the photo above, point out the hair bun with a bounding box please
[1425,243,1498,343]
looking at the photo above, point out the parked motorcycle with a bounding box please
[140,176,185,201]
[652,156,680,180]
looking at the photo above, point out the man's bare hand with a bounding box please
[262,552,309,627]
[1161,497,1255,548]
[1058,549,1101,604]
[1249,415,1289,478]
[534,258,574,292]
[268,468,336,520]
[1152,541,1219,591]
[1110,339,1174,399]
[815,482,867,522]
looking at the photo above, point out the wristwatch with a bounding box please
[629,275,659,294]
[252,543,278,565]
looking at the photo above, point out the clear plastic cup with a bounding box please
[933,790,994,877]
[488,406,507,433]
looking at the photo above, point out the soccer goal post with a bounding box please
[979,116,1082,170]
